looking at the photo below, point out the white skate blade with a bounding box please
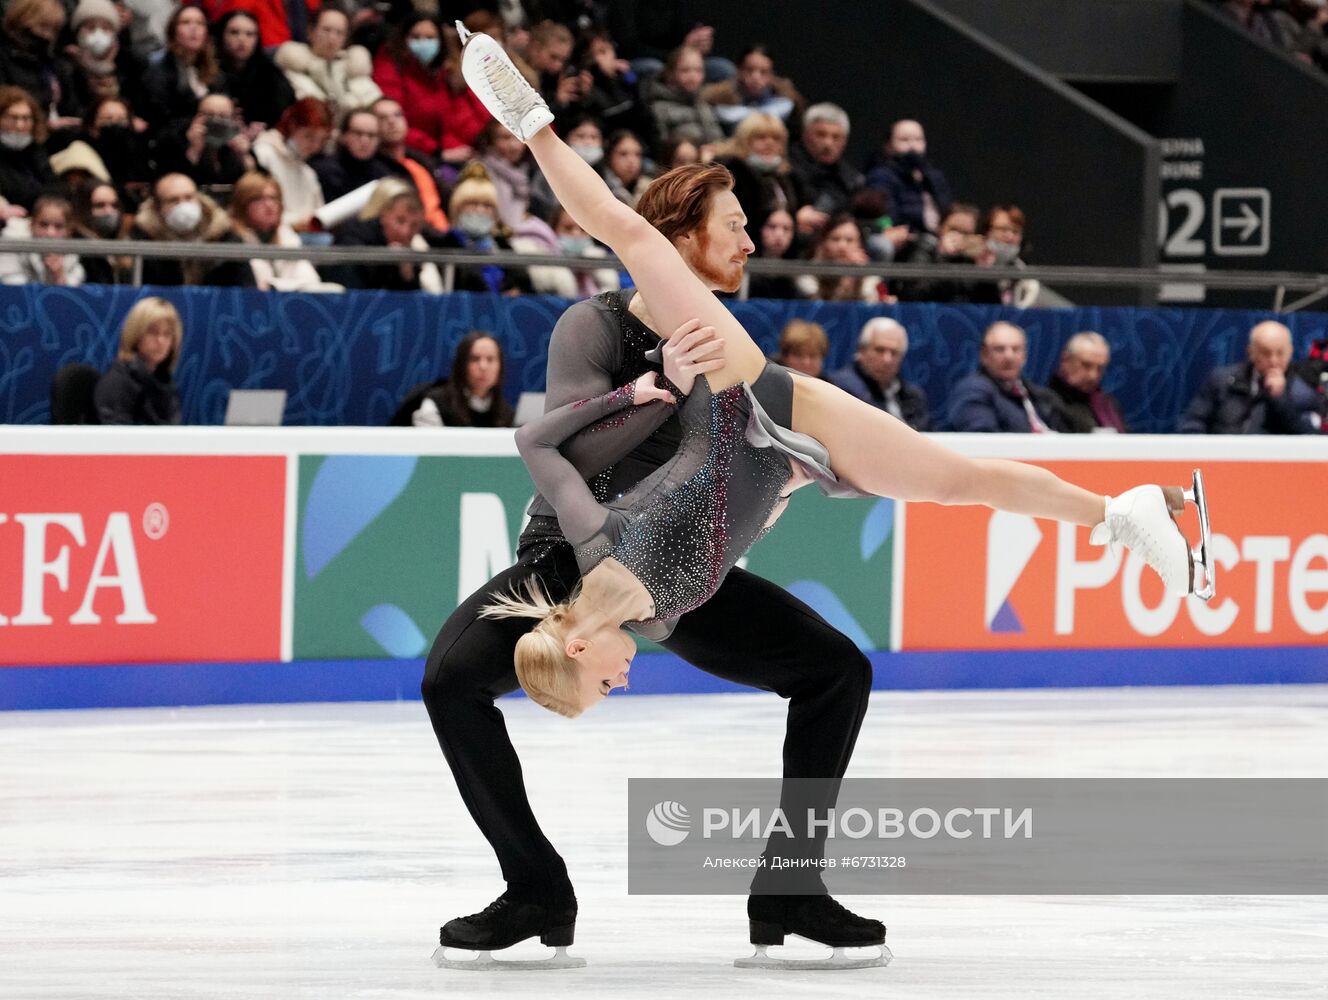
[734,941,891,970]
[1183,468,1216,601]
[432,944,586,971]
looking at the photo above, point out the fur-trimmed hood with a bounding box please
[133,191,232,243]
[275,42,374,80]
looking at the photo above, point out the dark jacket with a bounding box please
[94,356,181,425]
[948,368,1066,433]
[718,155,800,231]
[788,142,863,218]
[1177,362,1322,434]
[388,378,514,427]
[1046,372,1129,434]
[864,156,953,235]
[640,75,724,147]
[141,53,206,133]
[434,229,532,295]
[0,143,54,212]
[54,45,149,122]
[217,49,296,129]
[0,28,59,110]
[892,240,1000,304]
[310,148,407,204]
[128,194,256,287]
[827,361,931,431]
[153,128,250,188]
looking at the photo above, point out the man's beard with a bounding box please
[686,227,744,293]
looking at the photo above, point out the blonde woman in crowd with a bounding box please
[228,172,342,292]
[94,296,183,425]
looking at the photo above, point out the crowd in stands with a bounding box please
[1212,0,1328,72]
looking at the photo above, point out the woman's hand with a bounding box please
[633,371,677,407]
[661,318,724,395]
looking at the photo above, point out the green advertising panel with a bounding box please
[293,454,893,661]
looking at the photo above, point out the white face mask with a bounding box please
[987,238,1020,266]
[165,200,202,234]
[0,131,33,151]
[80,27,115,57]
[572,144,603,166]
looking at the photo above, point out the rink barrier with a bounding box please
[1,429,1327,709]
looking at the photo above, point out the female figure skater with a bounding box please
[457,26,1209,718]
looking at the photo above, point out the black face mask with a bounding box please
[894,150,926,171]
[253,225,277,243]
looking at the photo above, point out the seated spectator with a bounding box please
[529,113,597,221]
[476,120,534,231]
[0,87,54,213]
[371,97,447,233]
[703,44,804,135]
[977,204,1041,306]
[715,111,799,230]
[56,0,148,124]
[435,168,531,294]
[659,134,700,170]
[894,203,1000,304]
[371,14,450,159]
[310,106,405,203]
[1046,331,1129,433]
[607,6,733,83]
[747,207,799,300]
[1178,320,1323,434]
[0,195,86,286]
[429,24,492,167]
[48,138,111,197]
[95,295,183,425]
[210,0,319,50]
[796,213,888,303]
[0,0,66,115]
[215,9,296,131]
[129,172,255,286]
[391,330,514,427]
[1218,0,1307,54]
[141,5,218,133]
[948,321,1065,432]
[772,319,828,378]
[275,4,381,128]
[643,45,726,150]
[865,119,953,254]
[155,91,256,187]
[83,96,154,189]
[570,28,653,139]
[71,180,134,283]
[828,317,930,430]
[252,96,333,227]
[329,178,442,292]
[523,20,585,118]
[789,102,863,235]
[229,171,341,292]
[601,130,651,209]
[520,204,618,299]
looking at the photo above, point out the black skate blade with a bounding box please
[735,939,891,970]
[432,944,586,971]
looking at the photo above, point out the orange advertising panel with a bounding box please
[901,461,1328,650]
[0,456,285,665]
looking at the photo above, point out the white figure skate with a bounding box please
[455,21,554,142]
[1090,468,1215,600]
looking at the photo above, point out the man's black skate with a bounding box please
[433,890,584,970]
[736,894,891,970]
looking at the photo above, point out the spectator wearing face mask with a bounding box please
[371,15,452,160]
[435,166,531,294]
[643,45,725,150]
[516,204,618,300]
[215,9,296,132]
[1044,331,1129,433]
[475,119,534,232]
[328,178,442,292]
[83,96,154,188]
[0,0,66,115]
[71,181,135,284]
[703,44,805,135]
[865,119,953,254]
[0,87,54,214]
[129,171,255,286]
[156,91,256,187]
[976,204,1042,307]
[56,0,149,124]
[310,106,407,204]
[252,97,333,227]
[371,97,447,233]
[528,113,599,222]
[0,194,86,286]
[715,111,800,231]
[275,4,381,129]
[893,203,1000,304]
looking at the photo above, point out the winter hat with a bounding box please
[72,0,119,31]
[48,140,111,183]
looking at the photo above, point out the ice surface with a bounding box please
[2,685,1325,999]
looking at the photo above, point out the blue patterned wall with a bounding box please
[2,284,1324,431]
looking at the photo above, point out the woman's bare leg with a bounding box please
[525,128,766,389]
[792,376,1106,526]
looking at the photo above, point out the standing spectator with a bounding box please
[83,96,153,188]
[1178,321,1323,434]
[94,295,183,425]
[215,9,296,131]
[703,44,805,135]
[521,204,619,300]
[0,87,54,212]
[1045,332,1129,433]
[715,111,799,229]
[772,319,829,378]
[747,206,799,300]
[155,92,256,187]
[141,5,219,133]
[435,169,531,294]
[390,330,515,427]
[309,106,405,203]
[570,28,652,139]
[229,171,340,292]
[796,213,888,303]
[789,102,863,235]
[372,97,447,233]
[0,0,66,115]
[252,96,333,227]
[371,15,450,159]
[601,129,651,209]
[56,0,148,124]
[476,120,534,231]
[0,195,86,286]
[865,119,953,247]
[827,317,931,430]
[275,4,382,128]
[129,172,255,286]
[328,178,442,292]
[71,180,134,284]
[948,321,1064,433]
[643,45,725,150]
